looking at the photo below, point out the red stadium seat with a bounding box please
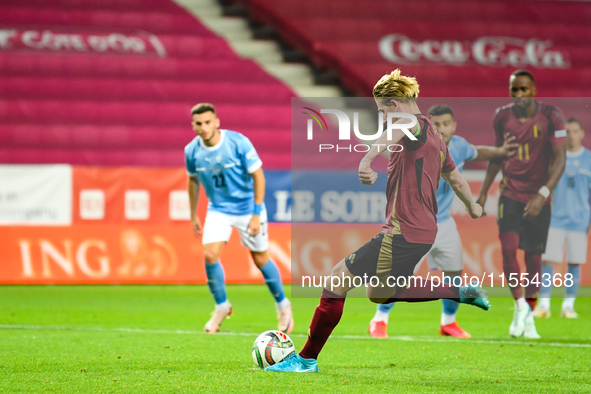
[0,0,295,168]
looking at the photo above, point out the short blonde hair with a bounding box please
[373,69,420,105]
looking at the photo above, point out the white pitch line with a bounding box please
[1,324,590,348]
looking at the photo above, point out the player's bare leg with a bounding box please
[203,241,233,333]
[251,250,293,333]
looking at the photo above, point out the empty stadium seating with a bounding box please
[0,0,295,168]
[240,0,591,97]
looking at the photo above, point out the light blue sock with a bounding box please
[378,302,395,313]
[259,260,286,303]
[539,264,554,298]
[565,264,581,298]
[205,261,227,305]
[442,274,460,317]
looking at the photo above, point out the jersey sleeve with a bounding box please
[442,143,456,173]
[460,136,478,161]
[184,143,198,176]
[548,106,567,146]
[237,135,263,174]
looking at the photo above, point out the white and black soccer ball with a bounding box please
[252,330,295,369]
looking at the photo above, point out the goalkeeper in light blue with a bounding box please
[537,118,590,319]
[185,103,293,334]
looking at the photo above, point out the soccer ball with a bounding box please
[252,330,295,369]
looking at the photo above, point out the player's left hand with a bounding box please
[248,214,261,236]
[359,159,378,185]
[524,194,545,219]
[501,133,519,157]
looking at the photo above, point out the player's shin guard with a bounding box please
[563,264,581,310]
[524,252,542,311]
[259,260,286,303]
[500,233,523,299]
[299,289,346,360]
[205,261,227,305]
[441,275,461,324]
[539,264,554,299]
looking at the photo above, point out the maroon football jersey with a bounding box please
[493,102,566,204]
[382,114,456,244]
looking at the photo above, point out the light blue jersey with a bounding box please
[549,147,591,233]
[437,135,478,223]
[185,129,263,215]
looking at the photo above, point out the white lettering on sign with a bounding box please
[379,34,569,69]
[169,190,190,220]
[0,28,166,57]
[125,190,150,220]
[80,189,105,220]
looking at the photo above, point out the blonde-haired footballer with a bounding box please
[266,70,490,373]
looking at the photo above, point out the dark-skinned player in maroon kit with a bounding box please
[477,70,566,339]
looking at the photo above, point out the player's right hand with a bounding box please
[359,159,378,185]
[191,216,203,237]
[467,202,483,219]
[475,194,487,216]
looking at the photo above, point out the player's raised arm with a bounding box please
[473,133,518,161]
[442,168,482,219]
[188,175,202,237]
[248,167,266,236]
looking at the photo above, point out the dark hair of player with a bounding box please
[191,103,216,116]
[510,69,535,83]
[428,104,454,119]
[566,117,584,130]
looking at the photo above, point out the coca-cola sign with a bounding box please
[379,34,569,69]
[0,28,166,57]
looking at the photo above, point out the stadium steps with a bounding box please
[172,0,343,98]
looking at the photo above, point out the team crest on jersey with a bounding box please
[216,155,222,163]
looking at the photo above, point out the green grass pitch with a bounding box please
[1,285,590,393]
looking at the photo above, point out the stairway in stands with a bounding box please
[0,0,294,168]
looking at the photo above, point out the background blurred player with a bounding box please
[369,104,517,339]
[536,118,590,319]
[266,69,489,373]
[185,103,293,334]
[477,70,567,339]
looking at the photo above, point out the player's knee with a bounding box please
[250,251,269,267]
[366,287,391,304]
[330,259,348,277]
[203,250,220,264]
[500,241,518,256]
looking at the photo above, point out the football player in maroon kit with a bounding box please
[266,69,489,373]
[477,70,567,339]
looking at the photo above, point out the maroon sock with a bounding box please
[499,232,523,299]
[299,288,346,360]
[524,252,541,310]
[390,280,459,302]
